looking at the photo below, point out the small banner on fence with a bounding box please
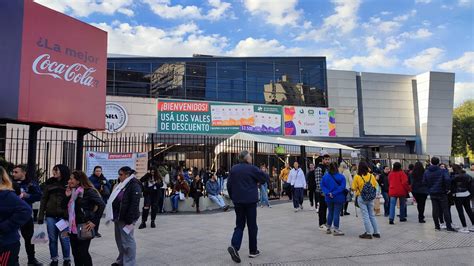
[85,151,148,179]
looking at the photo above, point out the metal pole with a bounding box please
[27,125,42,182]
[75,129,90,171]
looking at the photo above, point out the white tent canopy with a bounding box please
[214,132,357,155]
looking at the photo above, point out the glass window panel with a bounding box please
[217,79,245,91]
[246,61,273,73]
[115,62,151,73]
[217,90,245,102]
[217,61,245,70]
[115,81,150,97]
[114,70,150,83]
[247,92,265,104]
[107,69,114,80]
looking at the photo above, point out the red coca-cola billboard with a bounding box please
[0,0,107,130]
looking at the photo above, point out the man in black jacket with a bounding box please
[227,150,268,263]
[423,157,456,232]
[12,165,43,266]
[306,163,317,210]
[378,166,390,217]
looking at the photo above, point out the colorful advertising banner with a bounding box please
[284,106,336,137]
[157,99,283,135]
[85,151,148,180]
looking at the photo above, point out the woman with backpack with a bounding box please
[352,162,380,239]
[321,162,346,236]
[388,162,411,224]
[451,164,474,233]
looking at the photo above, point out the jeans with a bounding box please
[389,197,407,221]
[308,188,317,207]
[170,194,180,210]
[69,234,92,266]
[114,221,136,266]
[327,202,343,229]
[454,196,474,227]
[318,192,327,226]
[357,197,380,234]
[231,202,258,253]
[0,242,20,266]
[430,194,453,229]
[412,193,428,221]
[46,217,70,261]
[292,188,304,209]
[20,217,36,261]
[209,194,226,208]
[381,191,390,216]
[260,183,270,206]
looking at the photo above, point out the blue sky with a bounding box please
[36,0,473,106]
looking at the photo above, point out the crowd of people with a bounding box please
[1,154,473,265]
[277,155,474,238]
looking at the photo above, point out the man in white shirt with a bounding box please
[288,161,306,212]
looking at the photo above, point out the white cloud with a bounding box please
[400,28,433,39]
[403,47,445,72]
[34,0,134,17]
[458,0,472,7]
[297,0,361,41]
[142,0,232,21]
[438,52,474,74]
[415,0,431,4]
[93,22,228,56]
[243,0,302,27]
[454,82,474,107]
[228,37,305,56]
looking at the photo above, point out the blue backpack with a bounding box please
[360,174,376,202]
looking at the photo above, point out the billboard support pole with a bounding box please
[75,129,90,171]
[27,124,42,181]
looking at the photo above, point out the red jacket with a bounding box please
[388,171,411,197]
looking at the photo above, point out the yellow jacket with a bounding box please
[352,173,378,196]
[279,167,290,182]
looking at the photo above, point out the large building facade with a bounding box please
[1,55,455,167]
[104,55,454,156]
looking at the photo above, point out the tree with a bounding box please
[452,100,474,158]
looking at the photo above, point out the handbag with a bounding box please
[179,192,185,201]
[77,223,95,240]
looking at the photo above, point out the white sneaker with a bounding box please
[294,208,299,212]
[319,224,328,231]
[268,205,272,208]
[459,227,470,233]
[333,229,345,236]
[440,223,447,229]
[309,206,314,211]
[300,205,304,210]
[469,226,474,232]
[452,223,461,229]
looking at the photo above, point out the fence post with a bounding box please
[75,129,90,171]
[27,125,42,181]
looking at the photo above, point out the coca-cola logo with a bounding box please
[31,53,98,87]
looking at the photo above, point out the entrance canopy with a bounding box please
[214,132,357,156]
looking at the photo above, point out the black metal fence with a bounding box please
[1,126,454,187]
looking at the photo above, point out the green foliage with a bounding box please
[452,100,474,158]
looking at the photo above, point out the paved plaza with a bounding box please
[21,199,474,265]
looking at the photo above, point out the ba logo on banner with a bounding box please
[105,103,128,133]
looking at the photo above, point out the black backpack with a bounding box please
[360,174,376,202]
